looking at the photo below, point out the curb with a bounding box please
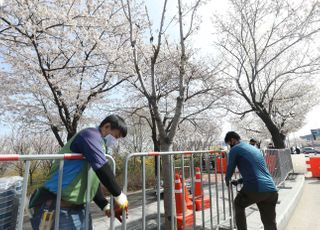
[277,175,305,230]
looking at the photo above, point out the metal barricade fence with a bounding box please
[263,149,294,187]
[0,148,293,230]
[122,150,236,230]
[0,153,116,230]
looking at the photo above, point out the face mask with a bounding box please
[229,140,236,148]
[105,134,117,148]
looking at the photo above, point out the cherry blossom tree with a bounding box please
[233,82,319,139]
[1,125,62,184]
[121,0,228,227]
[173,119,221,150]
[116,112,154,154]
[0,0,131,145]
[215,0,320,148]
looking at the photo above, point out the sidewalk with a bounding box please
[92,175,304,229]
[247,174,304,230]
[285,178,320,230]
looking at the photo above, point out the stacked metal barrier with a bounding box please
[0,154,116,230]
[263,149,294,186]
[0,176,23,230]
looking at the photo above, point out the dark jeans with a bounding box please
[234,190,278,230]
[30,203,92,230]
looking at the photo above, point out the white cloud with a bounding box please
[291,104,320,137]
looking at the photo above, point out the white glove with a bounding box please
[114,192,128,209]
[103,203,111,213]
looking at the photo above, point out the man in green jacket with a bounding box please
[30,115,128,229]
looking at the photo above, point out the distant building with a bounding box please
[300,134,314,141]
[311,129,320,140]
[300,128,320,141]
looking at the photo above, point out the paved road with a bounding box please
[285,178,320,230]
[285,153,320,230]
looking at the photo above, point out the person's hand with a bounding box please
[114,192,128,209]
[230,180,239,186]
[104,202,128,223]
[230,178,243,186]
[225,178,230,187]
[104,203,111,217]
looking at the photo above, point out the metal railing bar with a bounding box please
[54,159,64,230]
[156,155,161,230]
[0,154,84,161]
[190,154,196,229]
[170,155,175,230]
[181,155,186,229]
[122,150,225,159]
[220,154,226,220]
[206,154,213,229]
[142,156,146,230]
[214,155,220,226]
[16,160,30,230]
[199,153,205,229]
[85,165,91,230]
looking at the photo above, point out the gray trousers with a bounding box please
[234,190,278,230]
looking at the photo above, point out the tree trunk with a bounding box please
[18,163,23,177]
[152,127,161,177]
[161,140,176,230]
[269,129,286,149]
[67,129,77,141]
[257,111,286,148]
[51,125,64,147]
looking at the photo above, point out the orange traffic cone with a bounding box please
[179,172,193,210]
[216,157,227,173]
[194,167,211,211]
[175,174,194,230]
[194,167,202,197]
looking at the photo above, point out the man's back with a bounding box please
[227,142,276,192]
[224,132,278,230]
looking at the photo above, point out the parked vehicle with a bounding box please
[302,147,318,154]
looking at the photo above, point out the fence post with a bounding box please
[171,154,176,230]
[141,156,146,230]
[122,154,131,230]
[227,185,235,229]
[156,154,161,230]
[190,154,196,229]
[220,153,226,220]
[85,165,92,230]
[54,160,64,230]
[181,155,186,229]
[109,155,116,230]
[214,154,220,225]
[16,160,30,230]
[199,153,205,229]
[206,153,214,229]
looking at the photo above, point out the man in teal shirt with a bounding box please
[225,131,278,230]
